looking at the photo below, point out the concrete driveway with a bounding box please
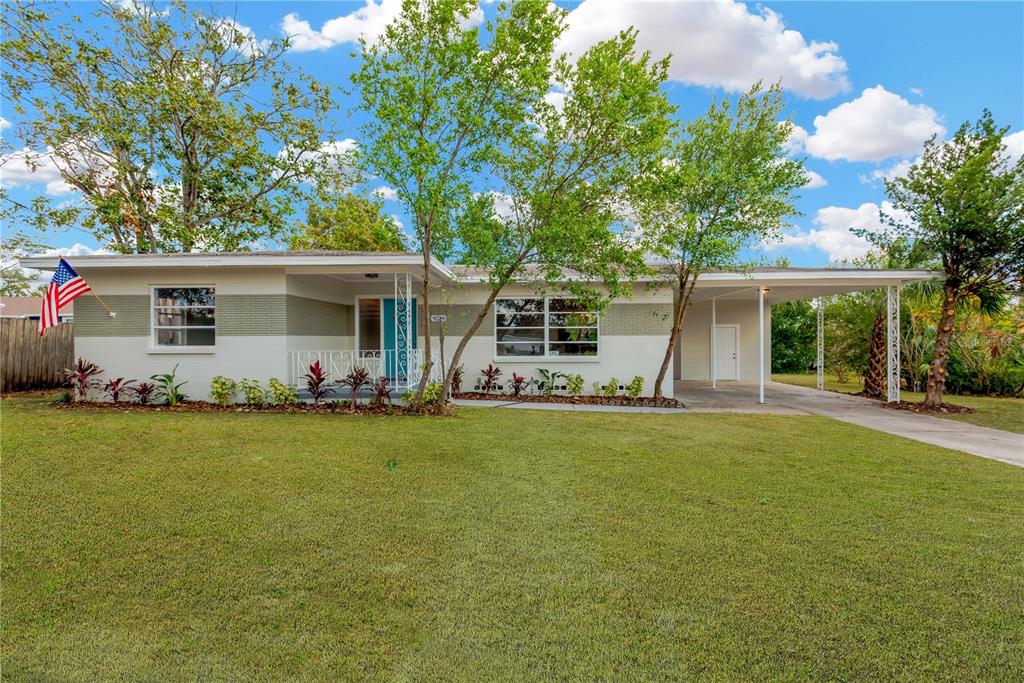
[675,380,1024,468]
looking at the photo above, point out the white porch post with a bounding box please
[758,287,765,404]
[886,284,901,403]
[711,297,717,389]
[816,297,825,391]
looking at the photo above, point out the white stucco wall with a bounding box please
[673,298,772,382]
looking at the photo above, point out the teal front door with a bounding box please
[382,298,417,380]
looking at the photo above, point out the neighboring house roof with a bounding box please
[18,251,937,300]
[0,296,73,318]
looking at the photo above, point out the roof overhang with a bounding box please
[689,269,939,303]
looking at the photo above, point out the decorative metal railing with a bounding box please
[288,349,443,392]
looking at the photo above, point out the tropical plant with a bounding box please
[603,378,620,398]
[450,364,465,395]
[535,369,565,397]
[565,374,584,397]
[209,375,237,407]
[267,378,299,406]
[370,377,393,406]
[625,376,645,400]
[480,364,502,394]
[878,110,1024,405]
[62,358,103,402]
[771,301,817,373]
[509,373,529,397]
[150,364,187,406]
[102,377,134,404]
[636,82,806,398]
[592,381,603,396]
[239,379,266,407]
[302,360,335,406]
[422,383,444,405]
[339,367,371,407]
[130,381,156,405]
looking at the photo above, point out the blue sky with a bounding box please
[2,0,1022,267]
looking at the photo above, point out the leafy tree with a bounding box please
[1,0,335,253]
[771,300,816,373]
[879,110,1024,405]
[635,83,806,398]
[290,191,407,252]
[0,233,48,296]
[435,29,674,412]
[352,0,561,403]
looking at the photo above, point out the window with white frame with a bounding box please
[495,298,598,358]
[152,287,215,347]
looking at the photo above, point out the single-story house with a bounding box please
[18,251,935,402]
[0,296,74,323]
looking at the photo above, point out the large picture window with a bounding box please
[495,298,598,358]
[152,287,215,347]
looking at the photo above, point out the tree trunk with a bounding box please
[653,272,695,399]
[412,248,434,407]
[862,311,887,399]
[433,287,503,415]
[924,284,959,406]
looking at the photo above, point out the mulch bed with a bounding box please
[883,400,976,416]
[454,392,683,409]
[54,400,432,416]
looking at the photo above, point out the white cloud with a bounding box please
[218,18,270,56]
[766,201,910,262]
[805,86,945,162]
[372,185,398,201]
[1004,130,1024,164]
[279,138,359,180]
[859,158,914,185]
[909,87,924,97]
[0,147,77,196]
[0,117,11,132]
[803,170,827,189]
[557,0,849,99]
[6,243,113,290]
[282,0,483,52]
[783,124,808,154]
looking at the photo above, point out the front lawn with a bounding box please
[774,372,1024,434]
[3,398,1022,680]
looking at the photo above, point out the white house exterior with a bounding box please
[19,251,935,402]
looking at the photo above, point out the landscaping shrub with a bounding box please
[592,380,602,396]
[303,360,335,405]
[370,377,393,405]
[130,382,156,405]
[480,364,502,393]
[209,376,237,407]
[451,364,465,394]
[103,378,135,404]
[267,378,299,406]
[239,379,266,407]
[536,369,564,397]
[510,373,528,397]
[150,364,187,406]
[62,358,103,402]
[626,376,644,399]
[339,367,371,406]
[603,377,619,398]
[565,374,584,397]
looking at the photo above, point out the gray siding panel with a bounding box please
[75,295,149,336]
[286,296,353,336]
[219,294,287,336]
[601,303,673,335]
[431,304,495,337]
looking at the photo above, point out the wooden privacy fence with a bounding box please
[1,319,74,392]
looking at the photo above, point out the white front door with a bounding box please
[715,325,739,380]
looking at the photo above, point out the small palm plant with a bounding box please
[150,364,188,406]
[103,377,135,404]
[480,363,502,394]
[370,377,393,406]
[339,367,371,408]
[451,364,465,394]
[63,358,103,402]
[536,368,565,397]
[303,360,335,406]
[130,381,156,405]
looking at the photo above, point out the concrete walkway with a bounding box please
[677,381,1024,468]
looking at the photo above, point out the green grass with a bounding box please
[3,398,1023,680]
[773,372,1024,434]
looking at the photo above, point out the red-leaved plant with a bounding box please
[510,372,528,397]
[303,360,335,405]
[62,358,103,402]
[339,367,371,409]
[131,382,156,405]
[451,364,464,394]
[480,363,502,394]
[103,377,135,404]
[370,376,393,406]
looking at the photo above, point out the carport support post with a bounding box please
[711,297,717,389]
[816,297,824,391]
[758,287,765,404]
[886,285,901,403]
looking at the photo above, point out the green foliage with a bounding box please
[267,378,299,406]
[402,383,443,406]
[1,0,336,253]
[603,378,619,398]
[150,364,187,406]
[536,369,565,397]
[565,374,584,397]
[771,301,818,373]
[239,379,266,407]
[290,191,406,252]
[592,380,603,396]
[209,376,237,408]
[625,376,644,400]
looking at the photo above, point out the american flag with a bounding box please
[39,258,91,335]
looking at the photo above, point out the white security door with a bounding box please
[715,325,739,380]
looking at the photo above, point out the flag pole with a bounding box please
[92,292,117,318]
